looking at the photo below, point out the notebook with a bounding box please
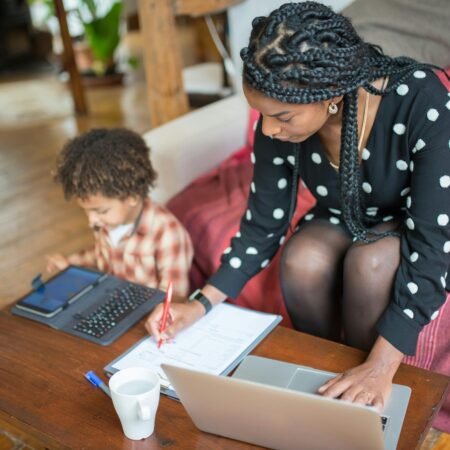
[11,265,165,345]
[163,355,411,450]
[104,303,282,398]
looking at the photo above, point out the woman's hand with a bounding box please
[318,336,404,412]
[145,301,205,344]
[46,253,69,273]
[318,360,393,411]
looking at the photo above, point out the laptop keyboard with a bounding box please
[73,284,155,338]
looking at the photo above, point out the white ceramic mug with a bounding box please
[109,367,160,440]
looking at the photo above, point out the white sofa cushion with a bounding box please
[144,94,248,204]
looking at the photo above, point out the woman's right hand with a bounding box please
[145,300,205,343]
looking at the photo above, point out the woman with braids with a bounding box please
[147,2,450,410]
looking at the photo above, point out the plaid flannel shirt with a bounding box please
[68,199,193,297]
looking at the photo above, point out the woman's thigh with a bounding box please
[279,219,353,338]
[342,222,401,349]
[280,219,353,283]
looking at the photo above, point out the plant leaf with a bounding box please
[82,1,122,66]
[79,0,98,21]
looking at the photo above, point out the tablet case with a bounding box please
[11,267,165,345]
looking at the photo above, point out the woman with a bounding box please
[147,1,450,411]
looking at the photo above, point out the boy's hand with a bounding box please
[145,301,205,343]
[46,254,69,273]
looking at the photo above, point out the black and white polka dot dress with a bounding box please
[209,70,450,355]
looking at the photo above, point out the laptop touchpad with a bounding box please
[286,368,334,394]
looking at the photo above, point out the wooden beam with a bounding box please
[53,0,88,115]
[173,0,243,17]
[138,0,189,127]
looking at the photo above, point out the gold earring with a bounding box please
[328,102,338,115]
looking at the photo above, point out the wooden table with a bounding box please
[0,307,448,450]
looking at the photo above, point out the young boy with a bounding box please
[46,128,193,297]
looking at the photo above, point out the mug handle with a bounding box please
[137,400,151,421]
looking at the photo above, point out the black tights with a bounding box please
[279,220,400,351]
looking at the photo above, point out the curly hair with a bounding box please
[240,1,445,243]
[54,128,157,200]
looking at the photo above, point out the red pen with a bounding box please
[158,281,173,348]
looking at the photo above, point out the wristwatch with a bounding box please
[188,289,213,315]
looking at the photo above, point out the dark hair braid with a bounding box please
[241,1,447,243]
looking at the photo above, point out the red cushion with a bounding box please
[436,67,450,91]
[403,292,450,432]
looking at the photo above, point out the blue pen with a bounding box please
[85,370,111,398]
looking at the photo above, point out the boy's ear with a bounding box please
[128,197,139,207]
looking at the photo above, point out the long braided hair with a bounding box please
[241,1,445,243]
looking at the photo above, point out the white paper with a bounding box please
[111,303,280,391]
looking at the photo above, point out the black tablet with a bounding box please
[15,266,104,317]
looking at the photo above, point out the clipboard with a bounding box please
[104,303,282,399]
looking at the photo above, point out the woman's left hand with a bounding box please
[317,360,392,411]
[317,336,404,412]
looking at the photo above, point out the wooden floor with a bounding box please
[0,74,448,450]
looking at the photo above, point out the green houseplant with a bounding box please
[29,0,123,80]
[74,0,123,77]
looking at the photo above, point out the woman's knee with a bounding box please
[343,238,401,308]
[342,239,400,348]
[280,236,337,284]
[344,237,400,279]
[344,244,381,279]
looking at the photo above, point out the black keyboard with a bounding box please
[73,284,155,338]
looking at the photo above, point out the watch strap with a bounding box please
[188,289,213,314]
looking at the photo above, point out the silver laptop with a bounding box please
[162,355,411,450]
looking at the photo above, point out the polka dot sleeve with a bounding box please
[376,79,450,355]
[208,118,295,298]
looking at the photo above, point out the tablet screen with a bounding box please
[18,267,102,314]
